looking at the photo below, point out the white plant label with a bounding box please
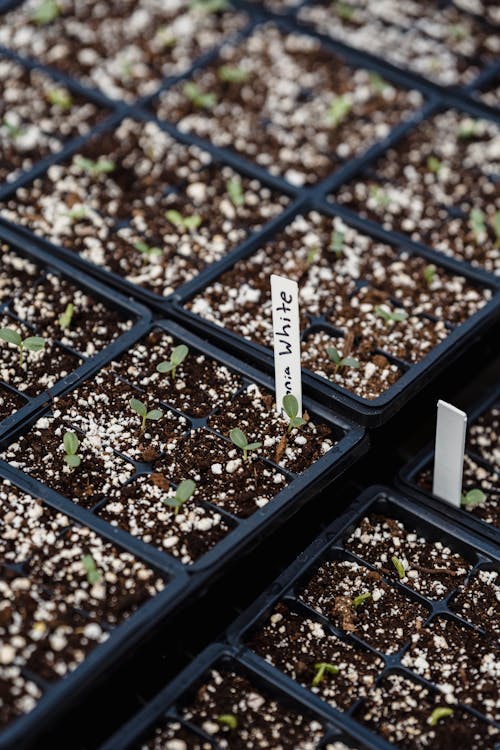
[270,274,302,418]
[432,400,467,507]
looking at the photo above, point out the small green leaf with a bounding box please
[326,95,352,127]
[461,489,486,507]
[175,479,196,503]
[428,707,453,726]
[246,441,262,452]
[46,88,73,110]
[59,302,75,330]
[230,427,248,450]
[326,346,341,365]
[31,0,60,25]
[23,336,46,353]
[183,214,202,230]
[82,554,102,585]
[146,409,163,421]
[368,72,389,94]
[391,555,406,579]
[156,361,175,373]
[190,0,229,11]
[74,156,115,176]
[65,454,81,468]
[469,208,487,242]
[312,662,339,687]
[329,230,344,257]
[369,185,391,208]
[63,431,79,456]
[218,65,249,83]
[171,344,189,366]
[282,394,299,420]
[217,713,238,729]
[423,264,437,286]
[0,328,22,347]
[458,118,478,140]
[352,591,371,608]
[130,397,147,418]
[165,210,183,227]
[342,356,360,369]
[375,306,408,324]
[333,1,356,20]
[226,177,245,207]
[427,155,441,174]
[183,82,217,109]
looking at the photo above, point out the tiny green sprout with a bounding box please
[326,346,360,375]
[428,707,453,727]
[67,205,87,221]
[333,1,356,21]
[458,118,478,140]
[226,176,245,207]
[156,27,177,49]
[82,554,102,585]
[306,246,319,268]
[2,118,24,140]
[183,82,217,110]
[217,714,238,730]
[461,489,486,507]
[218,65,249,84]
[391,555,405,580]
[375,305,408,325]
[469,208,487,243]
[427,155,442,174]
[0,328,45,367]
[282,394,306,434]
[63,431,81,469]
[493,212,500,246]
[74,156,116,177]
[46,88,73,110]
[369,185,391,209]
[312,662,339,687]
[31,0,60,25]
[59,302,75,330]
[165,209,202,231]
[133,240,162,259]
[129,397,163,434]
[163,479,196,516]
[326,95,352,127]
[190,0,229,12]
[423,264,437,287]
[352,592,371,608]
[156,344,189,381]
[229,428,262,461]
[450,23,467,41]
[368,72,389,94]
[329,230,344,257]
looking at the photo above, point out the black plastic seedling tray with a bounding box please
[0,231,151,440]
[0,320,366,750]
[398,384,500,547]
[99,485,500,750]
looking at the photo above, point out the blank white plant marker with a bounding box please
[432,400,467,507]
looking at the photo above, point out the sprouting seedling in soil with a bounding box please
[326,95,352,127]
[369,185,391,209]
[326,346,360,375]
[329,230,344,257]
[312,662,340,687]
[375,305,408,325]
[2,119,24,140]
[458,118,478,140]
[67,205,87,221]
[469,208,488,243]
[46,88,73,110]
[218,65,249,84]
[391,555,405,580]
[156,27,177,49]
[368,72,389,94]
[428,707,453,727]
[282,394,306,434]
[163,479,196,516]
[58,302,75,330]
[427,155,442,174]
[190,0,229,12]
[82,554,102,585]
[165,209,202,231]
[306,246,319,268]
[450,23,467,41]
[423,264,437,287]
[0,328,45,367]
[31,0,60,24]
[74,156,116,177]
[63,431,81,469]
[352,591,371,608]
[217,714,238,730]
[133,240,162,260]
[183,82,217,110]
[461,488,486,507]
[229,428,262,461]
[156,344,189,381]
[333,1,356,21]
[129,397,163,434]
[226,176,245,207]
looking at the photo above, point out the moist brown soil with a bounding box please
[450,569,500,638]
[467,405,500,467]
[0,386,27,422]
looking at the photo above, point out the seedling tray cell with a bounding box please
[0,232,150,440]
[399,384,500,547]
[99,485,500,750]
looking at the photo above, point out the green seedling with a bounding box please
[156,27,177,48]
[391,555,405,580]
[461,489,486,507]
[352,592,371,608]
[375,305,408,325]
[183,82,217,110]
[428,707,453,726]
[67,205,87,221]
[368,72,389,94]
[329,230,344,257]
[369,185,391,209]
[133,240,162,259]
[129,398,163,433]
[74,156,116,177]
[2,119,24,140]
[229,428,262,461]
[190,0,229,11]
[218,65,249,83]
[423,264,437,287]
[120,60,133,81]
[282,394,306,434]
[226,176,245,207]
[156,344,189,381]
[326,95,352,127]
[63,431,81,469]
[163,479,196,515]
[0,328,45,367]
[333,1,356,20]
[450,23,467,41]
[312,662,339,687]
[217,714,238,729]
[46,88,73,110]
[427,155,442,174]
[58,302,75,330]
[82,554,102,585]
[31,0,60,24]
[306,246,319,268]
[326,346,360,375]
[469,208,487,243]
[165,209,202,231]
[458,118,478,140]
